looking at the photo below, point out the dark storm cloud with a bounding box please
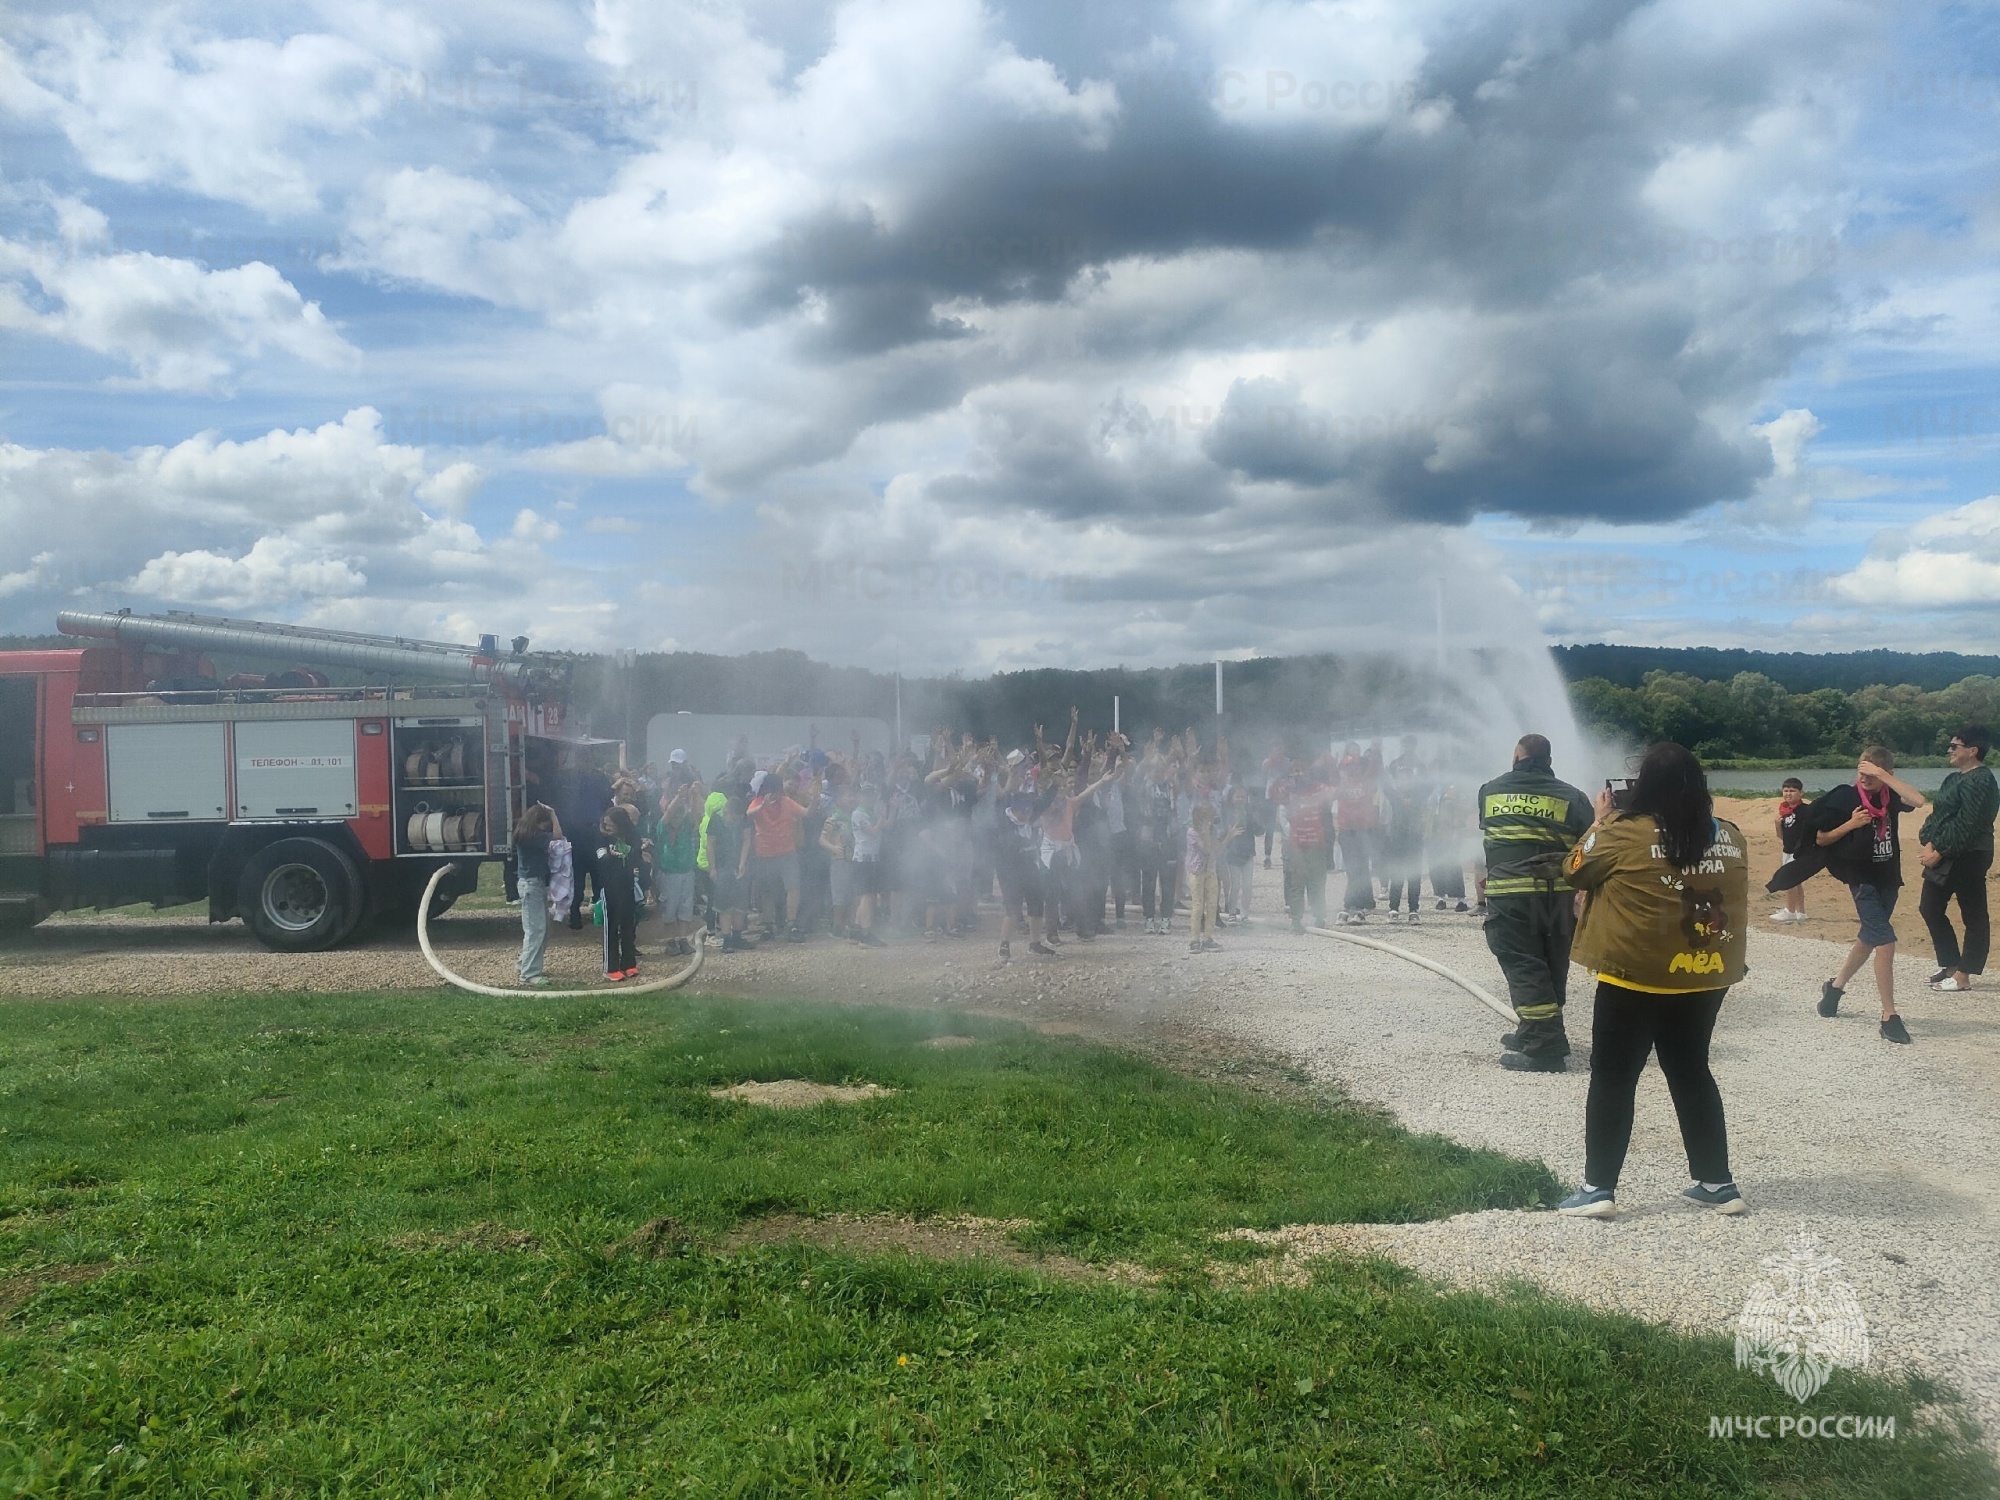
[741,0,1862,525]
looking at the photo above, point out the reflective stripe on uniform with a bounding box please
[1486,876,1570,895]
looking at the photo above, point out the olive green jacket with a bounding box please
[1565,813,1750,992]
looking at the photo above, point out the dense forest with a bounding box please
[1551,644,2000,693]
[1566,671,1999,763]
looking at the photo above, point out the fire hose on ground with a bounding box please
[1301,921,1518,1023]
[416,862,703,998]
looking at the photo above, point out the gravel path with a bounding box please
[5,872,1996,1437]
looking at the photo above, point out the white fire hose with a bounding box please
[1302,922,1518,1023]
[416,862,704,997]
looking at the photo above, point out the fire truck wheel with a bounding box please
[238,839,360,952]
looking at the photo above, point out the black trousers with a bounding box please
[1385,836,1424,911]
[1111,829,1137,919]
[1430,858,1466,900]
[1078,837,1110,935]
[1584,982,1731,1191]
[1137,850,1177,920]
[599,859,638,973]
[1919,847,1992,975]
[1484,893,1575,1053]
[1338,829,1376,910]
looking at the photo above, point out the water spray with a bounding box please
[415,863,704,997]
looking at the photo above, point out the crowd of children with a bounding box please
[512,719,1489,980]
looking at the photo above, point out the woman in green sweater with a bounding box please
[1918,725,1998,993]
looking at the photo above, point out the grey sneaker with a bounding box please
[1817,980,1843,1018]
[1881,1014,1912,1044]
[1683,1182,1747,1215]
[1559,1187,1617,1218]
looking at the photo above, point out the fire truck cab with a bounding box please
[0,610,583,951]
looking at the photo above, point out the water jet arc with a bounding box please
[416,862,703,997]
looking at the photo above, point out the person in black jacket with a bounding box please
[1917,724,1998,993]
[558,755,613,929]
[1780,746,1928,1043]
[596,805,641,981]
[1479,734,1594,1072]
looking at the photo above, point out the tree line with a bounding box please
[1552,643,2000,693]
[1568,671,2000,764]
[572,648,1551,754]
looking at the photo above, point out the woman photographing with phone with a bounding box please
[1556,742,1751,1219]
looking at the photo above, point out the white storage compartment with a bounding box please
[234,719,358,820]
[107,722,229,823]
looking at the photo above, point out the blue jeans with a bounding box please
[518,875,549,981]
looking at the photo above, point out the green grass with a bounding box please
[0,992,1987,1496]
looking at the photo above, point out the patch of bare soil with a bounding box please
[709,1080,897,1108]
[606,1216,697,1260]
[1214,1224,1394,1288]
[0,1263,111,1318]
[721,1212,1156,1284]
[388,1222,541,1254]
[920,1034,980,1049]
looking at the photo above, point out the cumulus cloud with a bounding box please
[128,535,368,608]
[0,208,357,389]
[0,409,596,646]
[1,19,400,212]
[1831,496,2000,610]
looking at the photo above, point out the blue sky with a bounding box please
[3,0,1998,673]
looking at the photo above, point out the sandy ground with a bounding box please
[3,832,1998,1440]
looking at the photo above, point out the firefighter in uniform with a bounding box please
[1478,733,1594,1072]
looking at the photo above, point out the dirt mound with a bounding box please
[709,1080,897,1108]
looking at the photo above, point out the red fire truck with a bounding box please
[0,609,587,950]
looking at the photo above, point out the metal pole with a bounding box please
[613,647,634,767]
[894,668,903,753]
[1214,660,1223,717]
[1113,694,1120,734]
